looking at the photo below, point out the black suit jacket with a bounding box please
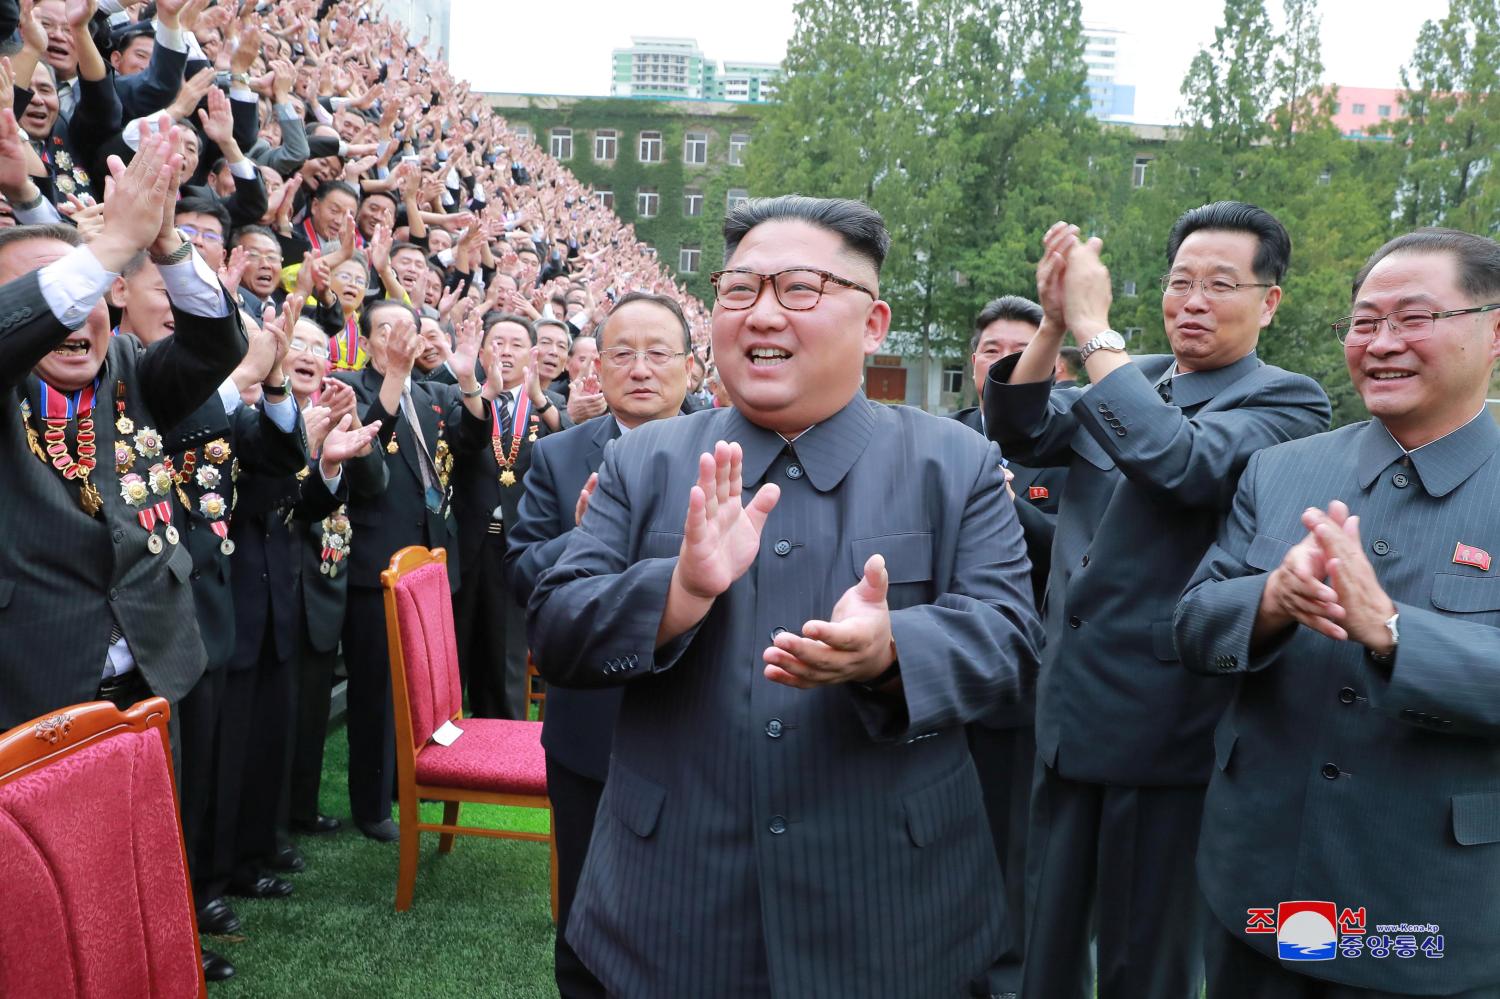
[293,444,388,653]
[337,365,490,590]
[0,268,245,728]
[505,414,622,781]
[114,41,187,121]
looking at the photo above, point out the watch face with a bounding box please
[1100,331,1126,350]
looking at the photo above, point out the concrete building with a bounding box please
[611,37,782,103]
[1083,23,1136,120]
[1327,86,1403,139]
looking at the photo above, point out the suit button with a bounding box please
[1115,428,1127,436]
[774,539,792,556]
[1392,472,1409,488]
[112,529,124,543]
[771,626,788,642]
[768,816,787,835]
[1080,554,1090,567]
[1440,719,1454,729]
[108,588,119,601]
[261,572,269,581]
[191,570,201,581]
[1068,615,1081,629]
[1338,687,1357,704]
[785,464,803,480]
[1098,403,1109,413]
[1400,708,1418,720]
[1321,763,1341,780]
[1371,539,1390,556]
[766,718,783,738]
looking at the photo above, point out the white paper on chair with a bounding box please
[432,720,464,746]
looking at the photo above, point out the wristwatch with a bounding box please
[149,230,194,266]
[460,384,483,399]
[262,375,291,397]
[1078,329,1127,364]
[1368,611,1399,667]
[535,397,554,414]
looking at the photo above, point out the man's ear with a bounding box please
[107,276,128,309]
[862,299,892,356]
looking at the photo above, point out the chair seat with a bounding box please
[414,717,548,795]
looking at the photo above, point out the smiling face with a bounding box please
[711,220,890,435]
[237,232,283,297]
[33,1,74,77]
[567,336,598,380]
[1,237,109,389]
[311,189,358,243]
[533,322,570,382]
[971,319,1036,397]
[484,319,532,390]
[111,261,174,343]
[20,64,59,140]
[416,317,447,371]
[391,246,427,296]
[287,321,330,399]
[111,35,154,76]
[356,194,395,240]
[1347,250,1500,449]
[599,301,691,428]
[329,258,370,311]
[1161,229,1281,373]
[176,210,225,270]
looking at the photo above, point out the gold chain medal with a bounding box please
[491,393,531,488]
[28,380,103,516]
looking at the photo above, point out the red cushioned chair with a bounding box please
[0,697,207,999]
[382,545,556,915]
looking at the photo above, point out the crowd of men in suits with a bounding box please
[2,3,1499,999]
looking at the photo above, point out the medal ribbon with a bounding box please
[491,391,530,467]
[330,313,359,368]
[39,379,98,420]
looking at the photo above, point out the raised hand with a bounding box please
[303,403,334,457]
[65,0,97,31]
[169,67,217,120]
[574,471,597,526]
[320,413,382,472]
[1036,221,1078,336]
[1255,502,1352,644]
[318,377,360,427]
[451,311,482,379]
[1308,502,1398,652]
[1061,233,1113,338]
[197,86,237,149]
[673,441,780,602]
[96,123,181,272]
[764,554,896,690]
[219,243,248,293]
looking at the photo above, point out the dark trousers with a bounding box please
[966,723,1034,995]
[176,666,225,905]
[1205,918,1500,999]
[284,630,339,827]
[546,753,607,999]
[454,530,527,720]
[1021,761,1208,999]
[230,627,293,872]
[342,586,395,825]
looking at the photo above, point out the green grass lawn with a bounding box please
[210,723,556,998]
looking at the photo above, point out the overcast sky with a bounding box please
[448,0,1445,126]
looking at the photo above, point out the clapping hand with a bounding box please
[94,121,181,272]
[672,441,780,602]
[764,554,897,690]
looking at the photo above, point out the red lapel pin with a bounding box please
[1028,486,1049,500]
[1453,542,1492,571]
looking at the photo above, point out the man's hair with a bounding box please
[119,250,150,278]
[481,311,537,346]
[362,188,398,212]
[233,223,278,245]
[0,222,81,260]
[359,298,419,338]
[390,240,425,260]
[723,195,891,275]
[1166,201,1291,285]
[533,317,571,343]
[313,180,360,204]
[969,295,1044,353]
[1351,228,1500,303]
[1058,346,1084,379]
[598,291,691,352]
[569,333,597,356]
[176,195,231,233]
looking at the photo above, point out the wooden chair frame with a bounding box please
[382,545,557,915]
[0,697,207,998]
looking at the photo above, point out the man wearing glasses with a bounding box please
[984,201,1331,999]
[1176,229,1500,999]
[529,195,1041,997]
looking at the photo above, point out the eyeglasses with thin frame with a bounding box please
[1159,275,1272,299]
[1331,304,1500,347]
[710,268,876,311]
[601,347,688,370]
[178,224,223,244]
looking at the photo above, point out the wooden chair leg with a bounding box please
[438,800,460,854]
[549,808,559,923]
[395,797,420,912]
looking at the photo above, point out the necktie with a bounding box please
[399,390,445,513]
[1156,377,1173,404]
[498,391,513,443]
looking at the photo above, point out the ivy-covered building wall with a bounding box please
[484,94,763,303]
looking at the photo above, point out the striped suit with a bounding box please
[1176,413,1500,997]
[529,393,1042,998]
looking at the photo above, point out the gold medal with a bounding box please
[387,437,399,454]
[220,538,236,556]
[56,175,74,195]
[116,415,134,436]
[296,466,310,481]
[499,469,517,487]
[328,564,337,578]
[528,431,538,443]
[147,534,164,555]
[165,525,179,546]
[79,482,103,516]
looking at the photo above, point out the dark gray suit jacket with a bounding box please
[529,394,1042,998]
[985,351,1330,785]
[1176,414,1500,994]
[505,413,622,782]
[0,269,245,728]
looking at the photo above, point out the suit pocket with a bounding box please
[851,533,933,584]
[1214,719,1239,772]
[904,760,980,848]
[1245,533,1293,572]
[1431,574,1500,614]
[1452,791,1500,846]
[0,579,13,609]
[1151,619,1179,662]
[606,759,667,839]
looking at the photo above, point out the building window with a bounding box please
[637,188,659,218]
[726,188,749,210]
[513,124,532,144]
[1122,280,1137,297]
[1131,157,1149,188]
[679,246,701,274]
[728,133,749,166]
[594,129,617,161]
[639,131,662,163]
[596,190,614,209]
[941,366,964,395]
[1378,104,1392,117]
[1351,103,1366,115]
[1318,169,1331,186]
[1349,129,1363,138]
[684,132,708,164]
[549,128,572,161]
[683,188,703,217]
[1122,327,1144,342]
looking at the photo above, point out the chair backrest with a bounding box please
[382,546,463,752]
[0,698,205,999]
